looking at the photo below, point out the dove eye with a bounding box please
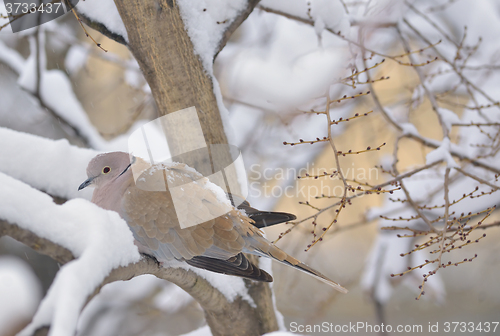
[102,166,111,174]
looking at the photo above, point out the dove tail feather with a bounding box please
[252,247,348,293]
[186,253,273,282]
[247,211,297,228]
[284,258,348,294]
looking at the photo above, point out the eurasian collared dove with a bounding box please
[79,152,347,293]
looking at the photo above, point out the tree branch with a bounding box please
[0,217,278,336]
[75,0,259,59]
[214,0,261,58]
[74,9,128,46]
[0,220,74,264]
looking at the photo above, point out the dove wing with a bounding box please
[121,162,251,262]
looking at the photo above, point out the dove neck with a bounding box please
[92,169,133,213]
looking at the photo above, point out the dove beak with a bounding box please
[78,176,95,191]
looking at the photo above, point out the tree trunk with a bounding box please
[113,1,278,335]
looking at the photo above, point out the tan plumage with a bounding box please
[79,152,347,293]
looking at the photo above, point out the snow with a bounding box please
[0,40,24,74]
[0,66,71,141]
[0,127,97,200]
[213,7,353,208]
[124,59,144,89]
[411,85,424,109]
[180,325,212,336]
[218,12,347,110]
[259,0,308,18]
[360,0,409,23]
[426,137,459,168]
[0,172,140,336]
[309,0,349,34]
[203,177,233,208]
[75,0,128,42]
[77,275,182,334]
[64,44,89,75]
[13,29,108,150]
[153,282,194,313]
[400,122,419,136]
[40,70,107,149]
[0,256,42,336]
[2,27,143,151]
[438,108,461,134]
[163,259,256,307]
[2,0,500,332]
[225,47,344,109]
[177,0,248,72]
[314,16,325,38]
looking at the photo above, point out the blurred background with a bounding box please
[1,0,500,335]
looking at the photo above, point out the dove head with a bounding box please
[79,152,134,191]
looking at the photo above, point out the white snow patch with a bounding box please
[65,44,89,75]
[177,0,248,72]
[223,47,345,109]
[40,70,107,149]
[78,275,168,334]
[426,137,459,168]
[153,284,194,313]
[15,31,108,150]
[163,259,255,307]
[180,325,212,336]
[411,84,424,109]
[204,178,233,208]
[0,173,140,336]
[0,127,98,200]
[124,64,143,89]
[0,257,42,336]
[439,108,461,134]
[400,122,419,136]
[75,0,128,42]
[0,40,24,74]
[309,0,350,33]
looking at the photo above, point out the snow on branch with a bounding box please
[0,172,140,336]
[76,0,128,44]
[0,127,97,200]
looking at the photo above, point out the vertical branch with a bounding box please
[306,95,349,250]
[395,25,449,138]
[391,136,437,232]
[437,168,452,267]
